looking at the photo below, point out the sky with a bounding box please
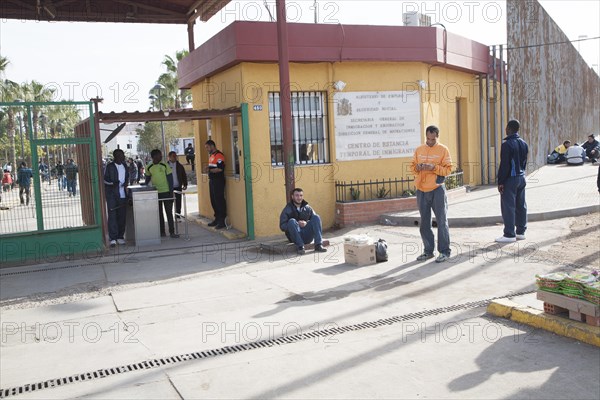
[1,0,598,112]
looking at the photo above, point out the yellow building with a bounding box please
[179,21,501,238]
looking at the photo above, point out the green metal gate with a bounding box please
[0,101,103,266]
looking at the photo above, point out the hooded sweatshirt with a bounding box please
[411,142,453,192]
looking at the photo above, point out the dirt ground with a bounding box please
[531,212,600,273]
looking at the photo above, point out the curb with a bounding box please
[189,215,246,240]
[381,204,600,227]
[487,299,600,347]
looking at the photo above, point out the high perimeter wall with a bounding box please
[508,0,600,168]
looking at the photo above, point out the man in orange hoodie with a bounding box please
[411,125,453,263]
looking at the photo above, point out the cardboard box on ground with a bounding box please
[344,243,377,266]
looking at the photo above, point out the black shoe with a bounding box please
[208,220,218,227]
[160,232,167,237]
[297,247,306,255]
[215,223,226,229]
[314,244,327,253]
[170,233,180,238]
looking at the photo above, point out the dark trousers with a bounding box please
[500,175,527,238]
[209,178,227,222]
[158,191,175,235]
[66,179,77,195]
[186,155,195,170]
[173,186,183,216]
[106,195,127,240]
[19,186,31,205]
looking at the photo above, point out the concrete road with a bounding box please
[1,213,599,399]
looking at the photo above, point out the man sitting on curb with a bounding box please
[279,188,328,255]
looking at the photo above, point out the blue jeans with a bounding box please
[57,175,66,190]
[417,186,450,256]
[286,214,323,249]
[66,179,77,195]
[501,175,527,238]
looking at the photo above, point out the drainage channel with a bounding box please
[0,290,535,399]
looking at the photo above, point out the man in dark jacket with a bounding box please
[104,149,129,247]
[582,134,599,163]
[279,188,327,255]
[496,119,529,243]
[17,162,33,206]
[65,159,79,196]
[55,161,66,191]
[185,143,195,171]
[168,151,188,220]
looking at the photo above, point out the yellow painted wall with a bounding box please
[190,66,248,231]
[190,61,490,237]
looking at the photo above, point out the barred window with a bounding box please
[268,92,329,165]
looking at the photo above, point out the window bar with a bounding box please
[300,92,308,165]
[310,92,316,164]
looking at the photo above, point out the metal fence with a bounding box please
[335,171,464,203]
[1,101,103,264]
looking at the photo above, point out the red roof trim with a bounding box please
[178,21,490,89]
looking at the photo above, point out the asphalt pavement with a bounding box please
[0,165,599,399]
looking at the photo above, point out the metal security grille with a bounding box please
[0,290,535,399]
[268,92,330,166]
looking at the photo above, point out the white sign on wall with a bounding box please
[334,91,421,161]
[170,137,195,155]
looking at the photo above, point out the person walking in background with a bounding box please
[104,149,129,247]
[185,143,195,171]
[167,151,188,221]
[135,156,144,183]
[204,140,227,229]
[145,149,179,239]
[411,125,453,263]
[17,162,33,206]
[496,119,529,243]
[2,169,13,192]
[65,158,79,197]
[55,160,66,191]
[127,158,138,186]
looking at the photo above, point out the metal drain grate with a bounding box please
[0,290,535,398]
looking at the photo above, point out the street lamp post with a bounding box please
[40,114,51,184]
[14,99,25,161]
[17,114,24,159]
[149,84,167,156]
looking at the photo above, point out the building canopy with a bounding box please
[0,0,231,24]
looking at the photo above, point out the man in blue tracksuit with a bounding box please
[496,119,529,243]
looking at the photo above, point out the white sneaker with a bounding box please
[109,240,117,247]
[516,234,526,241]
[117,239,126,245]
[495,236,516,243]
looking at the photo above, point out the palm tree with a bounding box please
[20,81,55,166]
[156,50,191,109]
[0,70,20,170]
[0,55,9,77]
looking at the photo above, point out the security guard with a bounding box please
[204,140,227,229]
